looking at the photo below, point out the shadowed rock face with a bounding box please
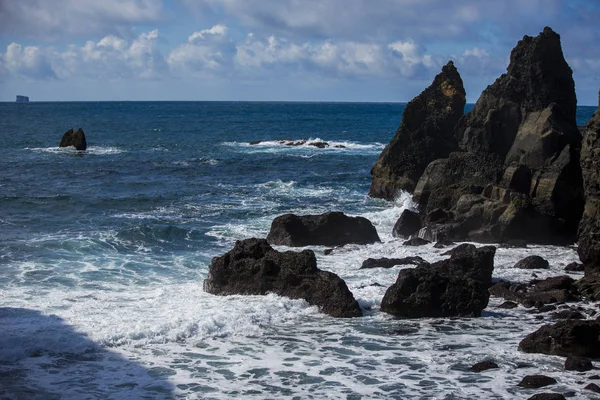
[578,94,600,267]
[266,212,380,247]
[369,61,466,200]
[380,245,495,318]
[203,238,363,318]
[412,27,583,245]
[59,128,87,150]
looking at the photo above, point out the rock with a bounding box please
[266,212,380,247]
[552,309,585,320]
[531,276,575,292]
[564,262,584,272]
[413,27,583,245]
[564,356,593,372]
[369,61,466,199]
[523,289,572,307]
[498,301,518,309]
[586,383,600,393]
[519,320,600,357]
[537,305,557,313]
[402,237,431,246]
[489,281,525,302]
[380,245,495,317]
[470,360,499,372]
[514,256,549,270]
[360,256,427,269]
[501,239,528,248]
[203,238,362,318]
[59,128,87,150]
[517,375,557,389]
[577,269,600,300]
[433,240,455,248]
[392,209,422,238]
[441,243,477,257]
[527,394,566,400]
[578,93,600,266]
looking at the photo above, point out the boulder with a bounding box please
[470,360,499,372]
[392,209,422,238]
[266,212,380,247]
[413,27,583,245]
[577,270,600,300]
[369,61,466,199]
[514,256,549,270]
[519,320,600,357]
[380,245,495,317]
[360,256,427,269]
[203,238,362,318]
[586,383,600,393]
[564,356,593,372]
[564,262,584,272]
[59,128,87,150]
[402,237,430,246]
[578,93,600,266]
[517,375,557,389]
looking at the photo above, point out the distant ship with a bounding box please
[16,95,29,103]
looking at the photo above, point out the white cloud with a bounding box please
[0,0,164,40]
[0,43,56,80]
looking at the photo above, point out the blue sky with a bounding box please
[0,0,598,104]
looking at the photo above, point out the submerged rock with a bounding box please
[527,394,566,400]
[380,245,495,318]
[266,212,380,247]
[470,360,499,372]
[369,61,466,199]
[517,375,557,389]
[360,256,427,269]
[564,356,593,372]
[59,128,87,150]
[519,320,600,357]
[203,238,362,318]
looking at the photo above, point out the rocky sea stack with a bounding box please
[369,61,466,199]
[372,27,584,245]
[203,238,363,318]
[59,128,87,151]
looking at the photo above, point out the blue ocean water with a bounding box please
[0,102,597,399]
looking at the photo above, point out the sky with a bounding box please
[0,0,598,104]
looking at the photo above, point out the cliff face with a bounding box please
[369,61,465,200]
[578,93,600,266]
[372,27,584,245]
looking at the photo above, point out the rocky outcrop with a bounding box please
[369,61,466,199]
[392,209,421,238]
[577,92,600,266]
[519,320,600,357]
[203,238,362,318]
[514,256,549,270]
[380,245,495,317]
[59,128,87,150]
[489,275,578,308]
[266,212,380,247]
[409,27,583,245]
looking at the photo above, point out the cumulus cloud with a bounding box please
[0,0,164,40]
[0,43,57,80]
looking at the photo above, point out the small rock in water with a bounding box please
[518,375,557,389]
[564,262,584,272]
[498,301,518,309]
[470,360,499,372]
[59,127,87,150]
[392,209,422,238]
[360,256,427,269]
[501,239,528,248]
[514,255,550,270]
[402,237,431,246]
[564,356,593,372]
[585,383,600,393]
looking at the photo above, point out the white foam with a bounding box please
[25,146,125,155]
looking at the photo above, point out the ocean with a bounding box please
[0,101,597,399]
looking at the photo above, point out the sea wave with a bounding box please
[25,146,125,155]
[223,138,385,152]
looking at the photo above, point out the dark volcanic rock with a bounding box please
[514,255,549,270]
[392,209,422,238]
[266,212,380,247]
[203,238,362,318]
[578,94,600,266]
[360,256,427,269]
[441,243,477,257]
[564,356,593,372]
[519,320,600,357]
[470,360,499,372]
[527,394,566,400]
[402,237,430,246]
[552,309,585,320]
[380,245,495,317]
[531,276,575,292]
[498,301,518,309]
[518,375,557,389]
[369,61,466,199]
[413,27,583,245]
[586,383,600,393]
[564,262,584,272]
[577,270,600,300]
[59,128,87,150]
